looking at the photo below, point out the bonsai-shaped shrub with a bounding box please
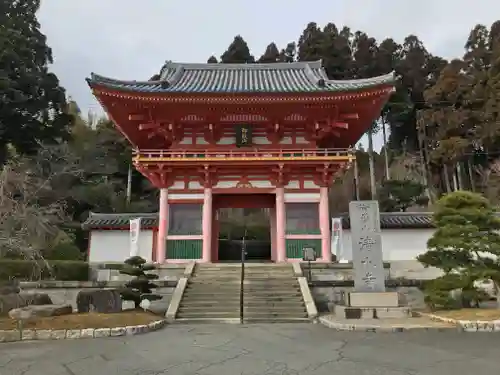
[417,191,500,310]
[119,256,162,308]
[378,179,429,212]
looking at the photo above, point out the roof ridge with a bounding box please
[324,71,396,85]
[161,61,323,71]
[88,212,158,217]
[88,73,159,86]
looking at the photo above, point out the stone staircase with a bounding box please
[175,263,310,323]
[176,264,241,322]
[243,264,308,323]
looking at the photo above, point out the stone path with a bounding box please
[1,323,499,374]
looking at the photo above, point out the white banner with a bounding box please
[331,217,345,262]
[129,218,141,257]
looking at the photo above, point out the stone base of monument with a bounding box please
[334,291,412,320]
[334,305,412,319]
[348,292,399,307]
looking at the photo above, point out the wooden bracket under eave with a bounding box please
[340,113,359,120]
[129,114,145,121]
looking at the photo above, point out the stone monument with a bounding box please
[334,201,411,319]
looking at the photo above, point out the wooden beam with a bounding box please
[332,121,349,129]
[139,122,160,131]
[128,114,145,121]
[340,113,359,120]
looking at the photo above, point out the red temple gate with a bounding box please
[87,61,395,263]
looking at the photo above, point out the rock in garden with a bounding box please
[8,304,72,319]
[76,289,122,313]
[19,292,52,306]
[0,293,53,316]
[0,281,20,295]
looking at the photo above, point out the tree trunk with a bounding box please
[467,159,475,191]
[353,158,360,200]
[419,146,432,204]
[456,162,464,190]
[382,120,390,181]
[367,130,377,200]
[126,163,132,206]
[443,166,452,193]
[452,165,459,191]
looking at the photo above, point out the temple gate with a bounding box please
[87,61,394,263]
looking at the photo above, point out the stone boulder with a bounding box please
[0,293,53,316]
[0,281,20,295]
[9,304,73,320]
[76,289,122,313]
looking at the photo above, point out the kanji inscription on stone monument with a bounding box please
[349,201,385,292]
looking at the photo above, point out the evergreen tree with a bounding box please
[207,55,218,63]
[378,180,428,212]
[418,191,500,308]
[321,24,354,79]
[0,0,72,164]
[258,43,280,63]
[297,22,325,62]
[220,36,255,63]
[278,42,296,62]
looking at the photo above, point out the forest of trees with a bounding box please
[2,0,500,259]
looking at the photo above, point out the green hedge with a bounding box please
[0,260,90,281]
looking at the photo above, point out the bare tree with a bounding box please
[0,144,83,279]
[475,159,500,205]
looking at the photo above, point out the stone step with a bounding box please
[243,291,302,296]
[173,318,241,324]
[242,317,310,323]
[190,281,240,284]
[180,301,241,307]
[186,285,240,290]
[190,276,241,279]
[184,291,240,295]
[178,306,240,313]
[244,281,297,284]
[243,285,300,290]
[182,295,240,301]
[184,292,240,296]
[176,311,241,318]
[243,308,306,314]
[243,297,303,301]
[243,300,305,306]
[243,313,308,319]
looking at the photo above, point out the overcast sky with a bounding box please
[38,0,500,149]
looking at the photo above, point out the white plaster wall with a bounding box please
[336,228,434,262]
[89,230,153,263]
[335,228,442,279]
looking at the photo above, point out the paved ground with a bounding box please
[1,323,500,375]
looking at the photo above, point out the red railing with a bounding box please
[133,148,354,161]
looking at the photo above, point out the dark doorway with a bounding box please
[216,204,272,262]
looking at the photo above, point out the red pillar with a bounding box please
[275,187,286,263]
[156,188,168,263]
[319,186,331,262]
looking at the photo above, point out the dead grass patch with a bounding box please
[0,310,162,330]
[433,308,500,321]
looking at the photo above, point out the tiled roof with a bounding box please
[339,212,434,229]
[82,211,434,230]
[82,212,158,229]
[86,61,395,94]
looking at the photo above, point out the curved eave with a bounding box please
[86,71,396,95]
